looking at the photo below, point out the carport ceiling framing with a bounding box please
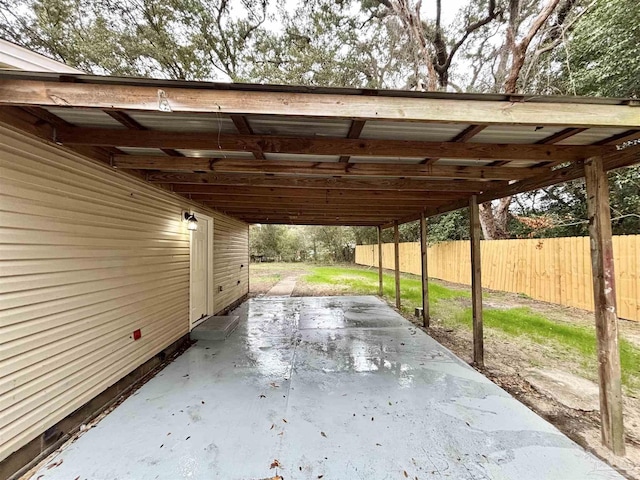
[0,71,638,226]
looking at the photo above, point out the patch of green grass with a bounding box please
[453,306,640,390]
[302,264,640,392]
[303,266,468,315]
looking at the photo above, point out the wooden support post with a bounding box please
[420,211,430,328]
[469,195,484,367]
[377,225,383,297]
[394,221,401,309]
[585,156,625,456]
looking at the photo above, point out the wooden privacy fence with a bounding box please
[355,235,640,321]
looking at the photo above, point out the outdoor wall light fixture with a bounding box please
[183,212,198,231]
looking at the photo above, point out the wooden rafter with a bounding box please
[196,198,450,209]
[422,124,487,165]
[146,172,504,192]
[490,127,588,167]
[58,127,607,161]
[113,156,546,180]
[230,114,265,159]
[171,185,467,199]
[339,120,366,163]
[5,106,117,164]
[105,110,183,157]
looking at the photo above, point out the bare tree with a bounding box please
[372,0,578,238]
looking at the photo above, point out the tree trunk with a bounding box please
[478,196,512,239]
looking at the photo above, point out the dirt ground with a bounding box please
[250,262,640,480]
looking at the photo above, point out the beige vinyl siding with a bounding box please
[214,218,249,313]
[0,123,248,462]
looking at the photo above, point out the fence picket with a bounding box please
[355,235,640,321]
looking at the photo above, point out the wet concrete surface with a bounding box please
[29,296,623,480]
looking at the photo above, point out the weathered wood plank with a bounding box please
[61,127,608,161]
[339,120,366,162]
[198,198,450,209]
[230,114,265,160]
[105,110,182,157]
[469,195,484,367]
[148,173,505,192]
[2,77,639,127]
[584,155,626,456]
[114,157,546,180]
[172,185,467,199]
[421,124,487,165]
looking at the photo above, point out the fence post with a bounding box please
[469,195,484,367]
[420,211,430,328]
[394,221,400,309]
[377,225,383,297]
[585,156,625,456]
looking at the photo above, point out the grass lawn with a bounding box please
[302,264,640,391]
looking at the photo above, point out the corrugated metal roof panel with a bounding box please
[360,121,466,141]
[117,147,165,155]
[349,156,423,164]
[435,159,494,166]
[177,149,254,159]
[556,128,631,145]
[472,125,566,144]
[263,152,340,162]
[45,107,125,128]
[248,116,351,137]
[127,112,237,133]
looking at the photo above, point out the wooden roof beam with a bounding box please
[57,127,609,161]
[422,124,487,165]
[105,110,183,158]
[146,172,504,192]
[0,106,116,165]
[239,218,386,226]
[2,77,638,127]
[194,197,451,209]
[490,127,589,167]
[230,114,265,159]
[171,184,467,199]
[113,156,547,180]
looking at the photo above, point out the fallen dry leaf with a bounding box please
[270,459,281,469]
[320,431,327,438]
[270,382,280,388]
[46,459,63,469]
[404,470,408,478]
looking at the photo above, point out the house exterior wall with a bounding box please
[0,123,249,462]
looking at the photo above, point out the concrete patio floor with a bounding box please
[29,296,623,480]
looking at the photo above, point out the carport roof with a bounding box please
[0,71,638,226]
